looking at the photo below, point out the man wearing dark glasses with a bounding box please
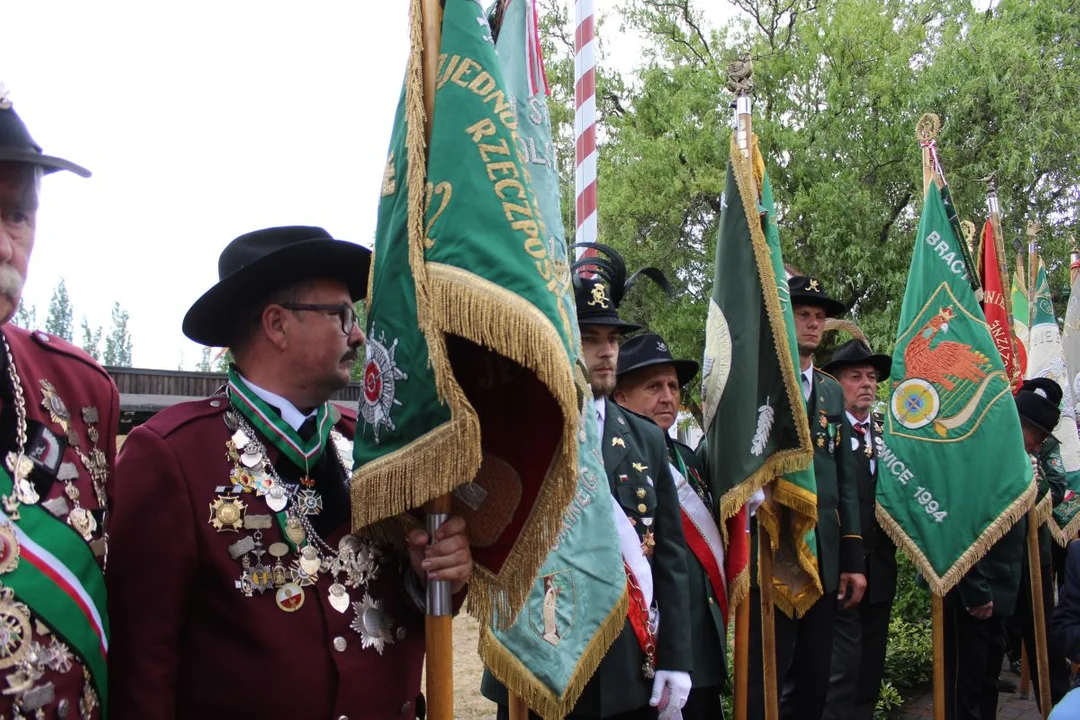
[107,226,473,718]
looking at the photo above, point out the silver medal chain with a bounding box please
[1,335,28,463]
[226,409,370,581]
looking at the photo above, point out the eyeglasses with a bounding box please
[279,303,357,335]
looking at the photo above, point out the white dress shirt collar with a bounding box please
[238,373,318,432]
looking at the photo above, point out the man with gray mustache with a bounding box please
[0,85,119,718]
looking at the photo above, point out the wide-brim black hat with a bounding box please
[824,339,892,379]
[575,275,642,332]
[0,91,90,177]
[183,226,371,347]
[617,332,699,387]
[789,275,845,317]
[1016,378,1063,437]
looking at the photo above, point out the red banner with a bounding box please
[979,220,1022,392]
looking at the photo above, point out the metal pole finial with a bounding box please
[916,113,941,144]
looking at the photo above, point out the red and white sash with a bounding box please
[671,463,728,623]
[611,494,657,654]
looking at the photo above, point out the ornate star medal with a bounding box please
[636,488,646,499]
[209,496,246,532]
[350,594,395,655]
[640,530,656,557]
[0,587,32,669]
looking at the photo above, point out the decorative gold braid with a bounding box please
[477,588,629,720]
[874,479,1035,596]
[714,134,814,528]
[427,263,580,628]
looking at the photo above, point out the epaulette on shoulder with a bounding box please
[140,396,229,438]
[616,404,666,436]
[815,368,839,384]
[21,328,112,383]
[331,402,358,423]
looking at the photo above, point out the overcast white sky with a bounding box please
[0,1,729,368]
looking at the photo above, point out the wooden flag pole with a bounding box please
[1024,220,1053,719]
[418,1,455,718]
[917,113,947,720]
[757,523,780,720]
[1026,512,1053,717]
[729,57,779,720]
[1070,234,1080,286]
[734,585,750,720]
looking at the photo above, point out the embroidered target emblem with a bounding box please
[361,328,408,443]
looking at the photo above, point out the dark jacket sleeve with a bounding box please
[107,424,198,717]
[836,399,863,574]
[651,432,692,672]
[956,559,993,610]
[1054,540,1080,661]
[1042,442,1067,507]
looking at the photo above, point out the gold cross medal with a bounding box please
[209,496,246,532]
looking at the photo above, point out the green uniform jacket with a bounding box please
[1032,437,1067,568]
[480,401,691,717]
[749,369,863,595]
[854,413,897,604]
[670,439,727,689]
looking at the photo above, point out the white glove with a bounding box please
[650,669,691,720]
[748,487,766,517]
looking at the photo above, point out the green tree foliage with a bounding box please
[195,347,214,373]
[535,0,1080,408]
[11,301,36,331]
[103,302,133,367]
[45,278,73,342]
[80,316,102,361]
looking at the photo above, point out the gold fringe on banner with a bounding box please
[713,134,814,526]
[428,263,580,628]
[1048,504,1080,548]
[875,479,1035,596]
[715,134,820,613]
[352,0,483,530]
[477,589,629,720]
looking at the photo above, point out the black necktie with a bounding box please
[298,417,318,442]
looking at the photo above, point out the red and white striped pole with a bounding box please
[574,0,598,260]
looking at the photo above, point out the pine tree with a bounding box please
[11,301,36,330]
[103,302,133,367]
[45,279,73,341]
[80,316,102,360]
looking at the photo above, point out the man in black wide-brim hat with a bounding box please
[820,339,896,720]
[0,84,120,719]
[613,332,729,720]
[748,275,865,720]
[108,226,474,718]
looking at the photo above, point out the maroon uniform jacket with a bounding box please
[107,396,427,720]
[0,326,118,719]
